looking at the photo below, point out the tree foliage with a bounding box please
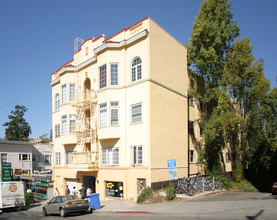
[187,0,239,101]
[221,38,271,181]
[188,0,276,181]
[3,105,32,141]
[188,0,240,173]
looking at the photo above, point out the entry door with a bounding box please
[137,179,146,194]
[84,176,96,193]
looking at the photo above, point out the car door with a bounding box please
[52,196,63,214]
[46,197,58,214]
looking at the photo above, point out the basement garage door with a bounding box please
[66,179,77,194]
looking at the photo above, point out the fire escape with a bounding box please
[70,37,98,170]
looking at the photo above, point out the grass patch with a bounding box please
[230,180,258,192]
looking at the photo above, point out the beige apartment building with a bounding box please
[50,17,231,201]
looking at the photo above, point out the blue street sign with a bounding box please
[167,159,177,180]
[167,159,176,169]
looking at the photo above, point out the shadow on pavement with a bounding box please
[246,210,264,220]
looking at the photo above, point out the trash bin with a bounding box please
[86,193,101,210]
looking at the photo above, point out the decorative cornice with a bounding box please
[94,30,149,54]
[50,76,60,86]
[77,56,96,70]
[52,30,149,80]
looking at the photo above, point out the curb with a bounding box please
[115,211,151,215]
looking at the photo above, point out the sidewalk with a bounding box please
[26,190,225,215]
[95,190,225,214]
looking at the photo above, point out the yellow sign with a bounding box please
[8,184,17,192]
[106,182,114,189]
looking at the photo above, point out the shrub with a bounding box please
[137,187,154,203]
[24,192,34,205]
[216,175,232,190]
[166,183,175,200]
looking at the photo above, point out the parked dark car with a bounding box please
[43,195,89,217]
[272,181,277,195]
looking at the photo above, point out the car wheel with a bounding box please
[43,207,48,216]
[60,208,66,217]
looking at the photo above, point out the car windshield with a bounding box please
[61,195,81,202]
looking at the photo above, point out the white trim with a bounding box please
[131,145,143,166]
[50,77,60,86]
[51,30,148,79]
[99,102,108,128]
[55,152,61,165]
[110,63,119,86]
[110,101,119,126]
[188,150,194,163]
[77,56,96,70]
[94,30,149,54]
[131,103,142,124]
[101,148,119,166]
[57,66,75,75]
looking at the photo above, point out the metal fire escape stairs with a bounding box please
[71,37,98,169]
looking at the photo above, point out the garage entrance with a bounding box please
[66,178,77,194]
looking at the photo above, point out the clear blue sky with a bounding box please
[0,0,276,139]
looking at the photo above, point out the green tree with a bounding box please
[221,38,271,182]
[187,0,239,172]
[248,87,277,177]
[3,105,32,141]
[187,0,239,100]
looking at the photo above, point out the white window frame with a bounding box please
[44,155,51,164]
[19,154,31,161]
[131,103,142,124]
[69,114,76,134]
[99,103,107,127]
[55,93,60,110]
[69,83,75,102]
[188,150,194,163]
[55,152,61,165]
[188,96,194,106]
[61,84,67,104]
[110,102,119,126]
[226,152,230,163]
[55,124,60,138]
[61,115,67,135]
[65,152,72,165]
[131,57,142,82]
[101,148,119,166]
[99,64,107,89]
[110,63,119,86]
[131,146,143,165]
[1,153,8,163]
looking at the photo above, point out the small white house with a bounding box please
[31,137,52,173]
[0,140,33,179]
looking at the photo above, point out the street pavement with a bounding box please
[2,191,277,219]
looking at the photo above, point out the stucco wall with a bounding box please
[148,18,189,182]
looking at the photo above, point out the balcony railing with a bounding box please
[69,152,98,169]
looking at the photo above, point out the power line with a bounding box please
[0,78,47,111]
